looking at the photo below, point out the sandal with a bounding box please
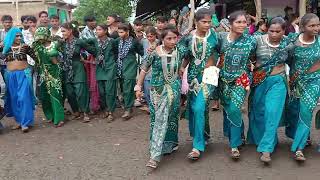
[107,113,114,123]
[187,148,200,161]
[146,159,158,169]
[295,151,306,162]
[71,113,81,120]
[55,121,65,128]
[21,127,29,133]
[260,153,271,164]
[231,148,240,160]
[11,125,21,130]
[100,112,109,119]
[82,114,90,123]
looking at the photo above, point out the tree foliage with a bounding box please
[73,0,134,24]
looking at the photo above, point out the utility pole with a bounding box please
[188,0,195,30]
[16,0,19,25]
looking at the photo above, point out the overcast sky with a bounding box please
[64,0,78,4]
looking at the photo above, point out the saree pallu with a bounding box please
[220,80,246,148]
[4,68,35,128]
[84,55,100,112]
[149,80,181,162]
[40,64,64,125]
[285,71,320,152]
[187,78,214,152]
[247,74,287,153]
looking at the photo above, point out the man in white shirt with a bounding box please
[38,11,49,27]
[80,16,97,39]
[49,15,62,38]
[23,16,37,47]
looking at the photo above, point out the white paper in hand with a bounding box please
[202,66,220,87]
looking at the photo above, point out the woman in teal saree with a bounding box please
[248,17,291,163]
[180,8,218,160]
[217,11,256,159]
[285,13,320,162]
[135,26,187,169]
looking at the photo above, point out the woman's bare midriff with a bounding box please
[271,64,285,75]
[7,61,29,71]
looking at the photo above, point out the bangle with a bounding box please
[134,84,142,91]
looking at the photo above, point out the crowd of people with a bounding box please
[0,5,320,170]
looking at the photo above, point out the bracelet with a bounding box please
[134,84,142,91]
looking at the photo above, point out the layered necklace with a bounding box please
[191,30,211,66]
[11,45,22,60]
[159,45,179,84]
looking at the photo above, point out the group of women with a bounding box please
[0,20,144,131]
[1,8,319,170]
[135,9,320,169]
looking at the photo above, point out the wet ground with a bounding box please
[0,104,320,180]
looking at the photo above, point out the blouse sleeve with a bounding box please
[140,52,155,72]
[26,45,37,60]
[177,35,191,59]
[79,38,97,56]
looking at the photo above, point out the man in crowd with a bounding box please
[133,19,145,41]
[80,16,97,39]
[49,15,62,38]
[20,15,30,32]
[0,15,13,122]
[284,6,294,21]
[155,16,167,38]
[106,14,120,38]
[0,15,13,78]
[23,16,37,46]
[38,11,49,27]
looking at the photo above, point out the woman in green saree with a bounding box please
[135,26,186,169]
[285,13,320,162]
[32,27,65,127]
[217,11,256,159]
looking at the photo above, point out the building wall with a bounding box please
[262,0,297,17]
[0,2,73,26]
[0,2,46,25]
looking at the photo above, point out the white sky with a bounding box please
[64,0,78,4]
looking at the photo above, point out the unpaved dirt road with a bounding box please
[0,105,320,180]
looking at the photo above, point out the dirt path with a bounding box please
[0,106,319,180]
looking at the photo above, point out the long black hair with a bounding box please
[118,23,136,38]
[61,22,80,38]
[97,24,110,37]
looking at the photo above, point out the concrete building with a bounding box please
[0,0,77,25]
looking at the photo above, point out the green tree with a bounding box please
[73,0,133,24]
